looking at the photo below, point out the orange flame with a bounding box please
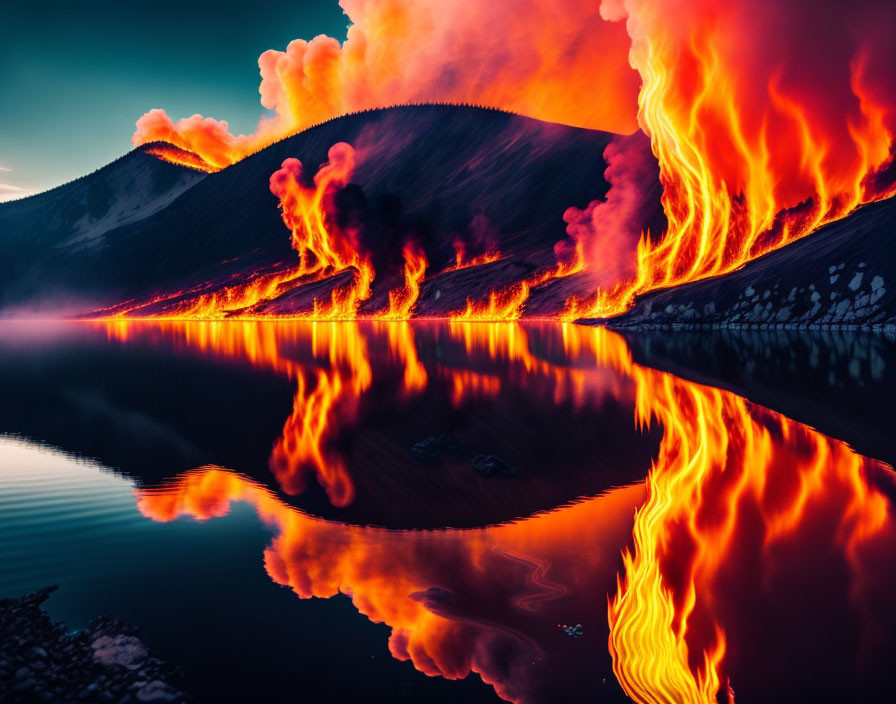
[573,1,896,317]
[442,237,501,273]
[374,242,428,320]
[142,143,217,173]
[109,143,379,320]
[451,245,585,322]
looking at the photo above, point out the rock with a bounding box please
[410,433,460,463]
[136,680,181,703]
[92,634,149,670]
[471,454,519,478]
[560,623,584,638]
[1,587,186,703]
[409,586,453,604]
[12,676,37,692]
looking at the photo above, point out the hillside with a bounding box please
[0,105,664,317]
[0,150,204,313]
[605,195,896,332]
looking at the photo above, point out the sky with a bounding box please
[0,0,347,199]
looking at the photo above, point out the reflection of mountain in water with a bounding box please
[131,323,896,704]
[0,321,659,528]
[621,327,896,466]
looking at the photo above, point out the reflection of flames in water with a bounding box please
[138,467,644,703]
[100,319,620,509]
[108,319,895,703]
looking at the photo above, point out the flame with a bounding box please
[442,237,501,273]
[142,143,216,173]
[574,0,896,317]
[374,242,428,320]
[109,143,380,320]
[450,248,585,322]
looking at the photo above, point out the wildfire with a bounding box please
[108,143,378,320]
[573,0,896,317]
[442,237,501,273]
[374,242,428,320]
[450,243,584,322]
[141,143,217,173]
[130,2,896,324]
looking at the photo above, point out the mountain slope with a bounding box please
[0,105,664,316]
[605,195,896,332]
[0,150,205,313]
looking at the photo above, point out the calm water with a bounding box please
[1,320,895,703]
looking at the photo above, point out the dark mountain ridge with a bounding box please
[0,105,664,317]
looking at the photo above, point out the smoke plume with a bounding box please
[133,0,640,167]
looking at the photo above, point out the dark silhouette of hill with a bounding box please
[0,149,205,314]
[0,105,665,316]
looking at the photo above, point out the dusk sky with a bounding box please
[0,0,346,199]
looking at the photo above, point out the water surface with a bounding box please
[1,320,894,703]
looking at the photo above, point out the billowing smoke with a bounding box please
[133,0,640,167]
[562,132,659,289]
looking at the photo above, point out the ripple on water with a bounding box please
[0,436,146,596]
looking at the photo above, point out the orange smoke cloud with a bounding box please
[133,0,640,167]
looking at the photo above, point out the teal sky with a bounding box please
[0,0,347,198]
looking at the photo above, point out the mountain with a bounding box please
[0,105,665,317]
[0,149,205,314]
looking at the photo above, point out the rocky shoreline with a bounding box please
[601,197,896,332]
[0,587,187,703]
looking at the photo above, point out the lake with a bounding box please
[1,320,895,703]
